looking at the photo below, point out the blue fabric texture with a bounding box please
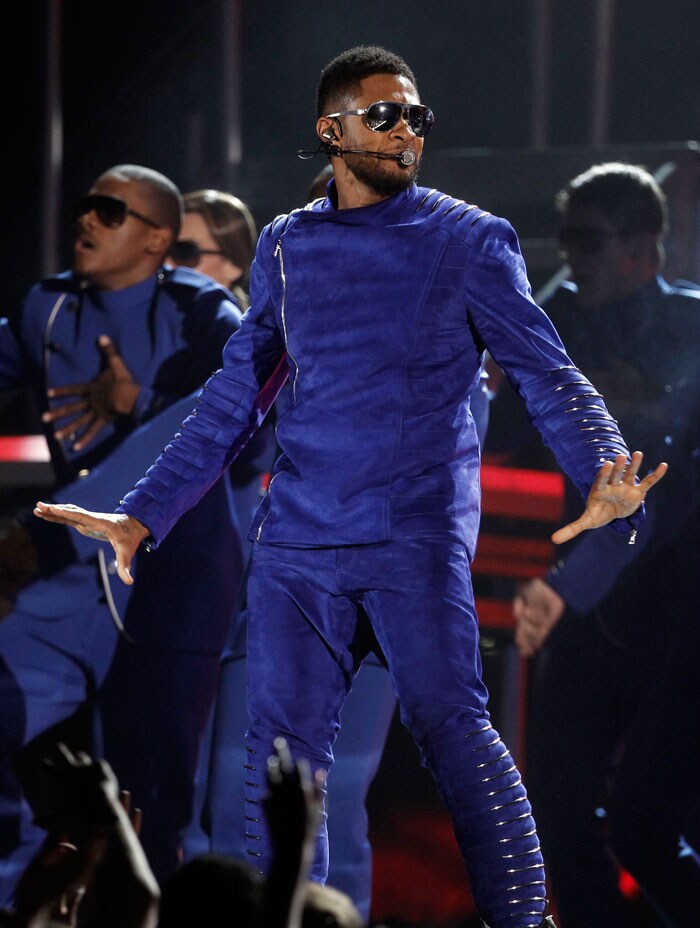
[119,183,637,551]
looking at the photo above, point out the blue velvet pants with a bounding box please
[183,648,396,922]
[242,538,547,928]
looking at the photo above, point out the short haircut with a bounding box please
[556,161,668,240]
[316,45,419,117]
[97,164,184,238]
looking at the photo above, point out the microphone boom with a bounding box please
[296,144,417,167]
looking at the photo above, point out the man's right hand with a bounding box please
[513,577,565,658]
[33,503,149,585]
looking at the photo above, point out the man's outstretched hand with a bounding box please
[33,503,149,585]
[552,451,667,545]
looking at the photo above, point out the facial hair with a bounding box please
[344,151,421,198]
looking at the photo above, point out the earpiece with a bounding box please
[323,129,337,141]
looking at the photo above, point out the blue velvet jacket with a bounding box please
[118,183,636,558]
[0,266,246,650]
[0,266,241,486]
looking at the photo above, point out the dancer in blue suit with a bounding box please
[0,164,268,901]
[35,50,666,928]
[513,162,700,928]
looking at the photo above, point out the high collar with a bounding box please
[303,179,420,224]
[94,272,161,309]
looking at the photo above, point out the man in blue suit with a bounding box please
[514,162,700,928]
[35,53,665,928]
[0,164,275,901]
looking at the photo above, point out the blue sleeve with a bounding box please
[116,237,288,544]
[545,511,656,614]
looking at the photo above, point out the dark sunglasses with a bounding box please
[557,226,618,256]
[169,240,225,267]
[71,194,160,229]
[324,100,435,138]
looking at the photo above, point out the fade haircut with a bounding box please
[316,45,419,118]
[97,164,184,238]
[556,162,668,240]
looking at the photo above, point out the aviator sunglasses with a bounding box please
[169,239,225,267]
[323,100,435,138]
[71,194,160,229]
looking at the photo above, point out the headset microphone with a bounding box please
[337,148,417,166]
[296,144,417,167]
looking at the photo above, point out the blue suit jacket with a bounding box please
[2,266,248,651]
[118,184,638,559]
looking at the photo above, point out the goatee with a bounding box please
[345,154,420,198]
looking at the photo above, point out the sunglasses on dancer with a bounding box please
[324,101,435,138]
[71,194,161,229]
[169,239,225,267]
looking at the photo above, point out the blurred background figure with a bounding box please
[0,164,246,903]
[170,187,277,877]
[169,188,277,552]
[512,162,700,928]
[173,190,258,310]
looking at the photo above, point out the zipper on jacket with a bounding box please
[275,239,299,402]
[255,473,280,541]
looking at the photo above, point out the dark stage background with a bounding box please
[4,2,700,924]
[7,0,700,311]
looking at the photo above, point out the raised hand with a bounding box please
[33,503,148,585]
[42,336,141,452]
[14,743,159,928]
[264,737,324,861]
[261,737,325,928]
[552,451,667,545]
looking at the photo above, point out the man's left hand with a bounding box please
[552,451,667,545]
